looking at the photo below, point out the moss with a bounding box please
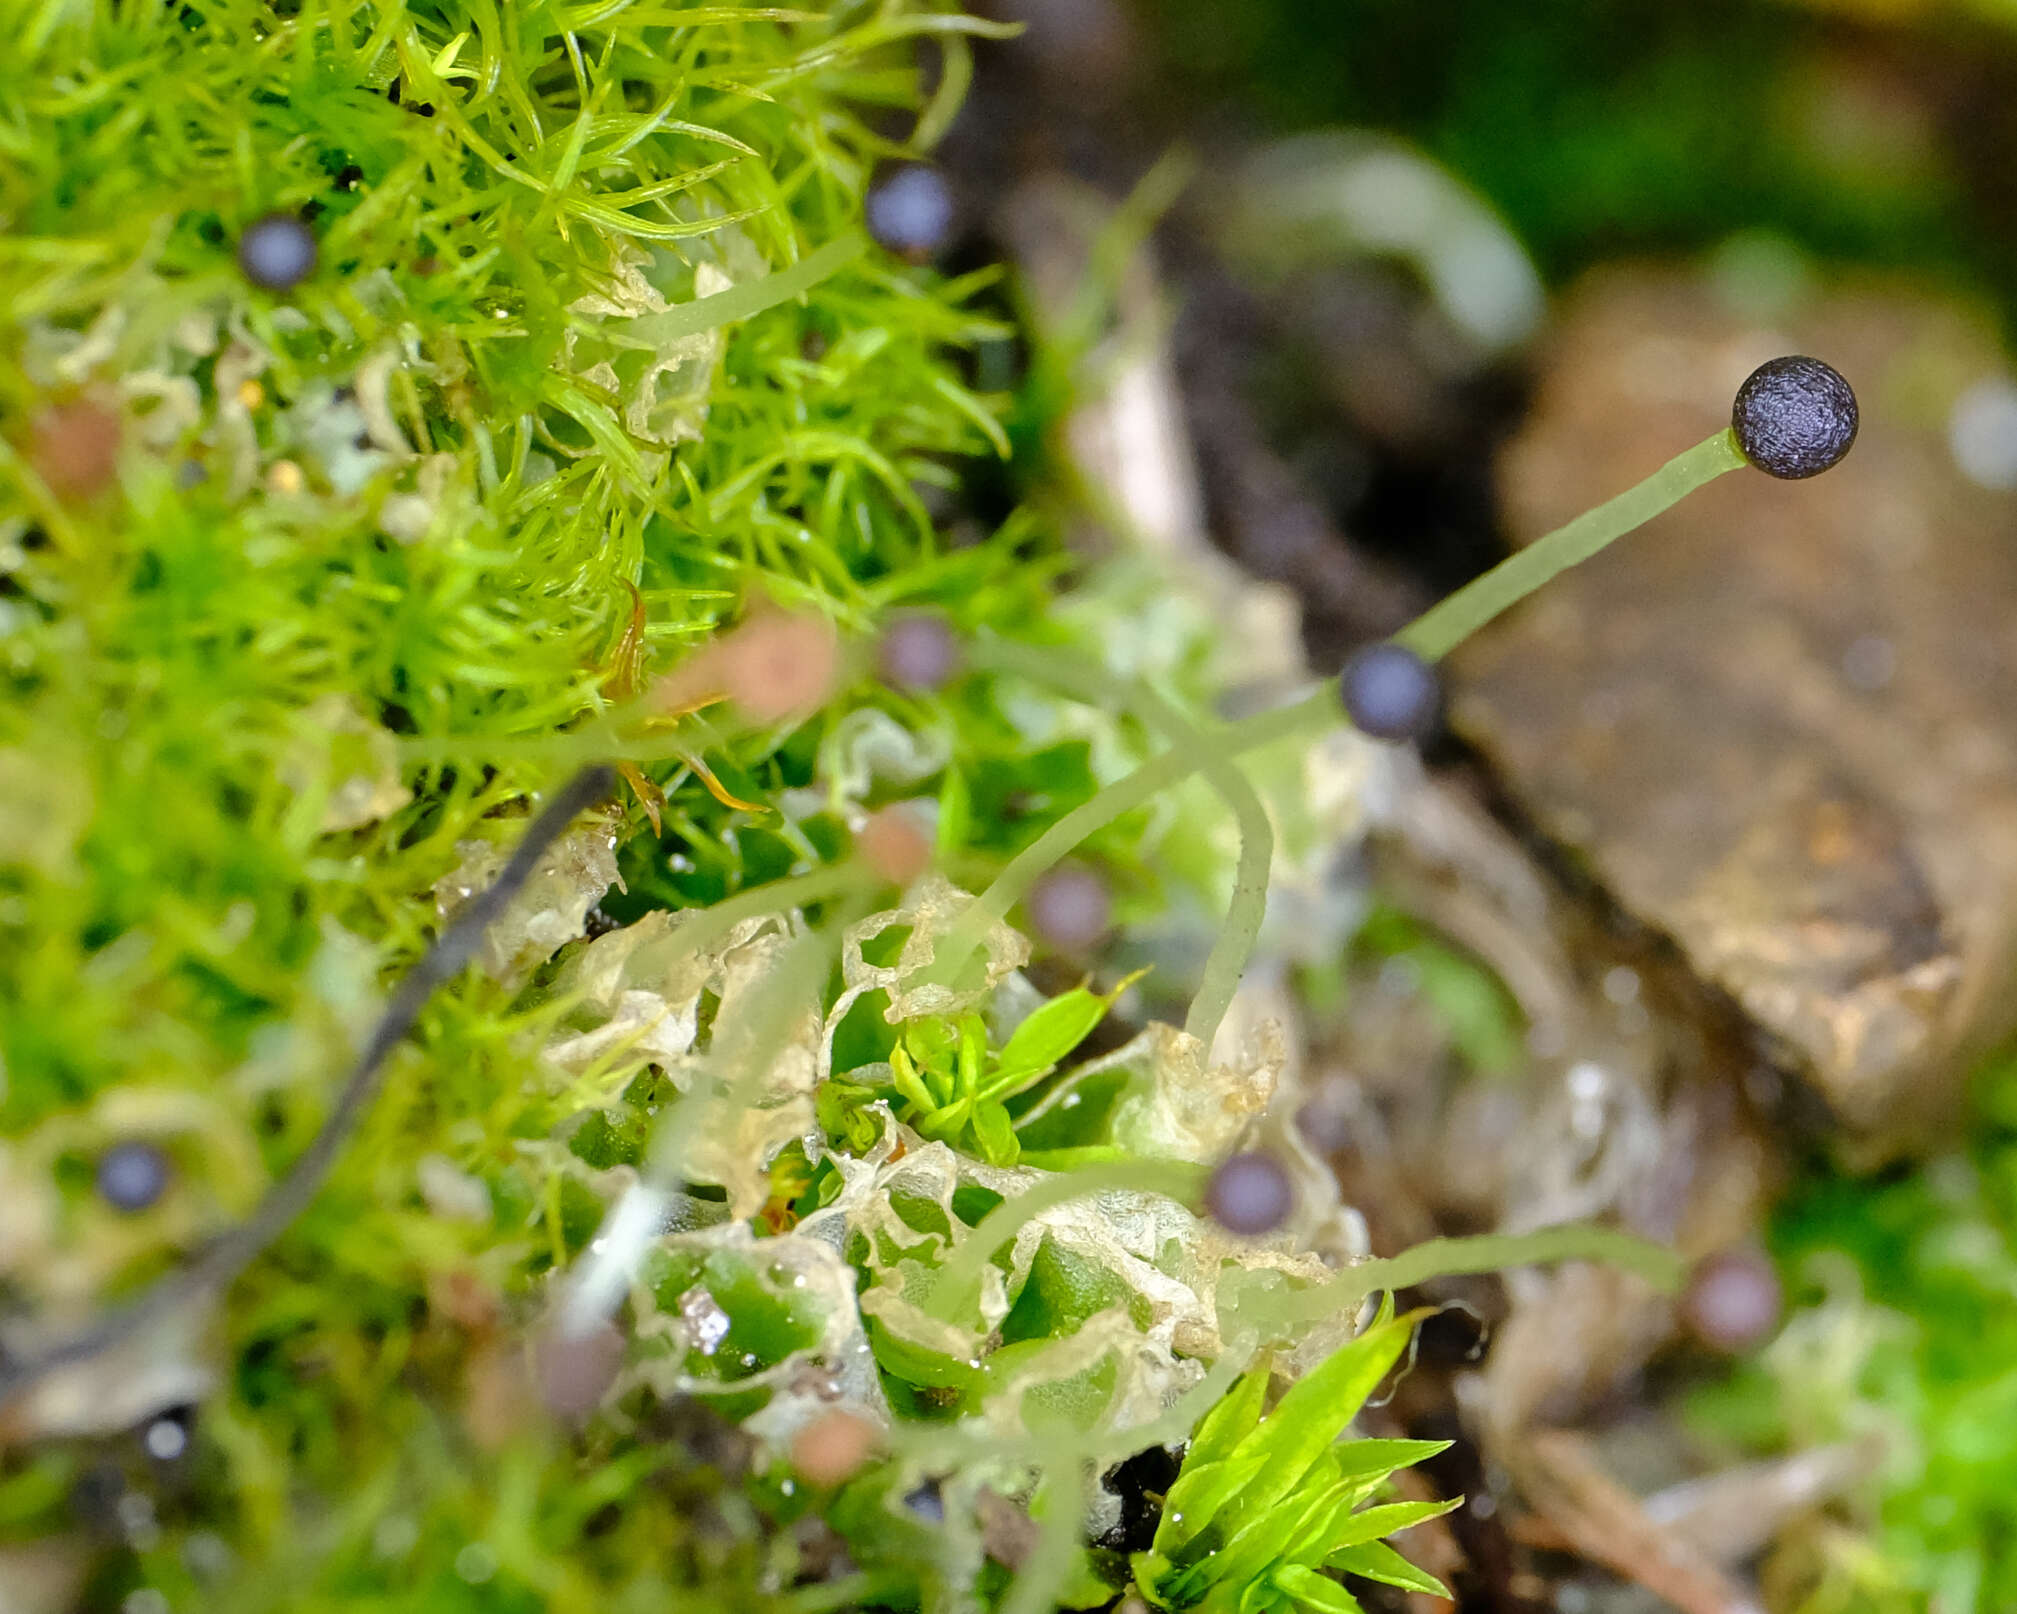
[0,0,1030,1601]
[1691,1049,2017,1612]
[3,4,1765,1610]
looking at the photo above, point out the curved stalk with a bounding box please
[966,638,1274,1054]
[1396,429,1745,662]
[929,684,1340,996]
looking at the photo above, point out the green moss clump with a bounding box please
[1,4,1735,1609]
[1691,1048,2017,1613]
[0,0,1029,1603]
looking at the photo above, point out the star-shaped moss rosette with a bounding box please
[1131,1300,1456,1614]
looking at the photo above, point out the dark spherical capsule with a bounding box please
[1204,1151,1294,1236]
[236,212,319,292]
[1680,1245,1782,1354]
[96,1140,171,1213]
[1026,864,1111,952]
[1731,356,1858,479]
[876,612,962,693]
[536,1319,628,1423]
[865,165,956,263]
[1340,642,1440,742]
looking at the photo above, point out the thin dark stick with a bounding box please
[0,764,617,1403]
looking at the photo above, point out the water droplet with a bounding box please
[144,1418,187,1461]
[373,1515,420,1559]
[455,1543,500,1584]
[117,1490,159,1549]
[676,1285,732,1356]
[183,1531,234,1582]
[1951,376,2017,490]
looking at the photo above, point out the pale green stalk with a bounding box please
[1396,430,1745,662]
[999,1464,1088,1614]
[928,685,1339,995]
[929,1157,1207,1322]
[1250,1223,1685,1336]
[965,638,1274,1054]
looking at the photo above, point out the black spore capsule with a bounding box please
[876,611,962,693]
[1026,864,1111,951]
[1680,1245,1783,1354]
[236,212,319,292]
[865,165,956,263]
[96,1140,171,1213]
[1731,356,1858,479]
[1204,1150,1293,1236]
[1340,642,1440,742]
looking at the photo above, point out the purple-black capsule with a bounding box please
[876,612,962,693]
[1341,642,1440,742]
[1026,865,1111,952]
[1204,1151,1294,1236]
[1732,357,1858,479]
[866,166,956,263]
[237,212,319,292]
[97,1140,171,1213]
[1681,1245,1783,1353]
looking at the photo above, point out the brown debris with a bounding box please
[788,1407,880,1488]
[28,395,122,501]
[1507,1427,1765,1614]
[856,803,936,887]
[975,1486,1041,1570]
[1453,270,2017,1149]
[1642,1436,1885,1568]
[653,609,841,726]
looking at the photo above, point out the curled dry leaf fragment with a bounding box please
[285,695,412,835]
[820,876,1031,1037]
